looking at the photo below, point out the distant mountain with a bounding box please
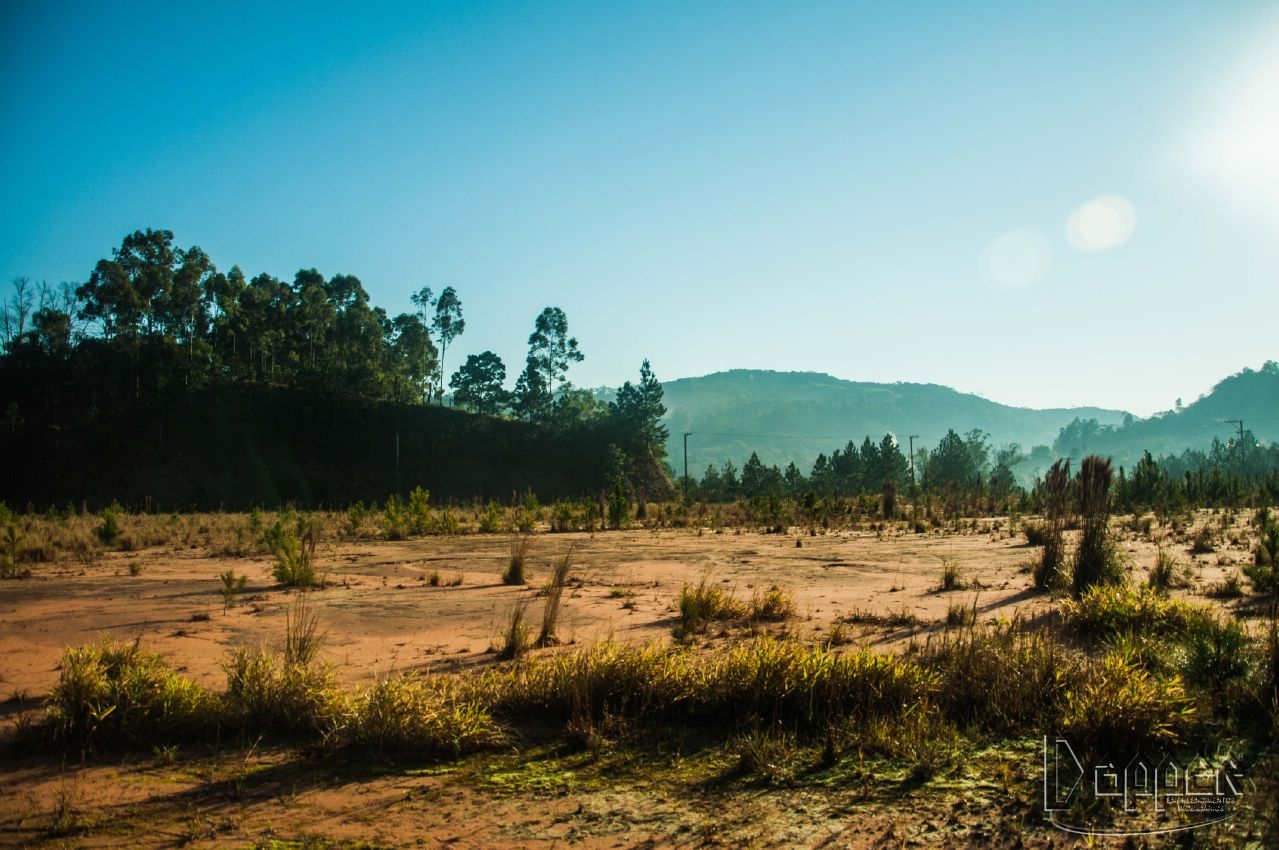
[1052,361,1279,467]
[655,370,1129,477]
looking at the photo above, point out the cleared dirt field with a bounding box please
[0,514,1264,849]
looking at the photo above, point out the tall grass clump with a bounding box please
[222,647,346,737]
[1073,455,1123,597]
[284,594,325,666]
[747,585,797,623]
[503,535,530,585]
[496,602,531,660]
[674,577,745,639]
[937,557,965,591]
[915,621,1081,736]
[1061,648,1194,758]
[1064,583,1217,643]
[1034,459,1070,591]
[537,547,573,647]
[348,675,505,757]
[45,637,213,750]
[1148,547,1192,593]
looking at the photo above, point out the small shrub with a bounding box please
[1022,521,1047,547]
[345,502,368,537]
[503,535,530,585]
[478,502,503,534]
[1,521,23,578]
[607,482,630,530]
[515,490,540,533]
[95,502,123,547]
[382,495,407,540]
[407,486,431,535]
[269,515,319,588]
[1245,522,1279,594]
[219,569,248,613]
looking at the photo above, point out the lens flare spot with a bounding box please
[1066,195,1136,252]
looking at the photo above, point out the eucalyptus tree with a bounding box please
[431,286,464,404]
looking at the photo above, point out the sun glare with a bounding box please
[1180,19,1279,215]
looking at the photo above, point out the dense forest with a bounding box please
[0,229,671,509]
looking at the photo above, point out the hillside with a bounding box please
[657,370,1129,475]
[1052,361,1279,465]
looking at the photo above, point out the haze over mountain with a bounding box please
[653,364,1279,480]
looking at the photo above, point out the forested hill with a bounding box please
[1052,362,1279,466]
[657,370,1128,472]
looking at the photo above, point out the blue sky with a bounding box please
[3,1,1278,416]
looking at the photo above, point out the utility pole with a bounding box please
[683,431,693,497]
[908,435,920,486]
[1225,419,1245,446]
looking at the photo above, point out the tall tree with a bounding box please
[511,355,552,423]
[611,359,668,460]
[431,286,464,404]
[526,307,583,397]
[450,351,506,415]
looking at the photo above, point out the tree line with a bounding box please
[0,229,671,508]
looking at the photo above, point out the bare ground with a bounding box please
[0,515,1263,849]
